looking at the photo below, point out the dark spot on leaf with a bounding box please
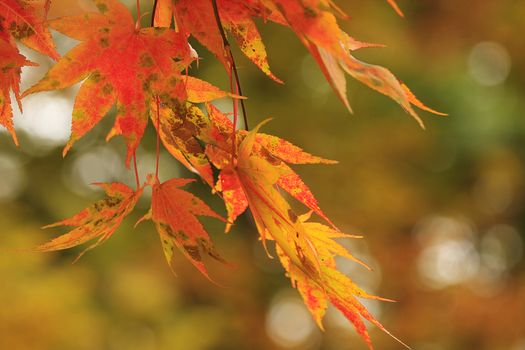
[102,84,113,95]
[304,7,317,18]
[184,244,201,261]
[100,37,109,48]
[96,3,108,13]
[140,54,154,68]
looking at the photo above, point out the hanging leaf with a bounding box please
[144,174,228,281]
[23,0,196,165]
[0,0,59,59]
[0,37,35,145]
[34,182,143,261]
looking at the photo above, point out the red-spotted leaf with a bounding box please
[34,182,142,261]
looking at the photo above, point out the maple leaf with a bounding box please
[270,0,444,126]
[152,0,174,28]
[217,122,407,349]
[140,174,227,281]
[152,101,215,186]
[34,182,143,261]
[0,36,35,145]
[0,0,59,59]
[155,0,442,125]
[23,0,197,165]
[274,212,403,348]
[202,107,335,231]
[149,81,244,187]
[154,0,281,82]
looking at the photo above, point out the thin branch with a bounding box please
[133,152,140,189]
[136,0,141,23]
[151,0,159,27]
[229,65,238,162]
[155,96,161,180]
[210,0,249,131]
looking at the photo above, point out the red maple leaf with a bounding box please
[23,0,197,165]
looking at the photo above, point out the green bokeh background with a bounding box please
[1,1,524,349]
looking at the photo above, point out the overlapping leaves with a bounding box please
[22,0,199,165]
[1,1,445,348]
[154,0,443,125]
[0,0,58,144]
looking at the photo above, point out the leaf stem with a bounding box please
[210,0,249,131]
[151,0,159,27]
[155,96,161,180]
[136,0,141,28]
[133,152,140,189]
[229,66,238,163]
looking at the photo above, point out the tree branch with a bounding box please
[210,0,249,131]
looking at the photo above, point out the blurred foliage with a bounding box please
[1,0,525,349]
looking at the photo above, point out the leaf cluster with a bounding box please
[0,1,443,348]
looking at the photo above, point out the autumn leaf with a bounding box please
[0,0,55,144]
[34,182,143,261]
[203,108,335,230]
[155,0,281,82]
[156,0,441,124]
[23,0,197,165]
[0,0,59,59]
[7,2,441,348]
[206,120,406,348]
[142,174,228,281]
[209,120,324,276]
[151,101,216,187]
[276,213,411,350]
[152,0,174,28]
[0,36,35,145]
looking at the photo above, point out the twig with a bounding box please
[133,152,140,189]
[210,0,249,131]
[136,0,141,23]
[151,0,159,27]
[155,96,161,180]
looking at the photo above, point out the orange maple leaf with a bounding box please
[140,174,228,281]
[34,182,143,262]
[154,0,442,125]
[0,36,35,145]
[227,122,408,349]
[154,0,281,82]
[0,0,57,144]
[23,0,197,165]
[203,106,336,230]
[0,0,59,59]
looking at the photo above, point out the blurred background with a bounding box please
[1,0,525,349]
